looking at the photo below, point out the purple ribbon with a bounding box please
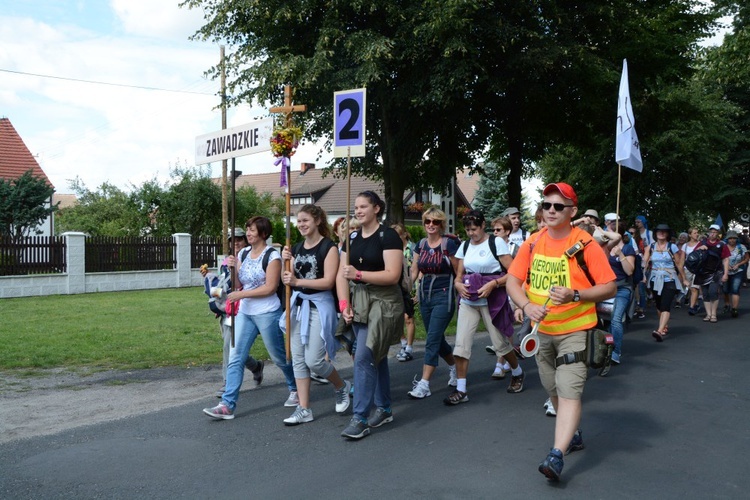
[275,156,290,187]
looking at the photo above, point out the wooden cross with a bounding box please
[269,84,307,127]
[269,84,306,362]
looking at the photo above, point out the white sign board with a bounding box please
[333,88,366,158]
[195,117,274,165]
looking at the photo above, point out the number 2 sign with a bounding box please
[333,88,366,158]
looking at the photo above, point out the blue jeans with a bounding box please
[222,308,296,410]
[637,281,647,310]
[609,285,632,356]
[419,287,455,367]
[723,273,743,295]
[352,323,390,420]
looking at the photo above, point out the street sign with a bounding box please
[333,88,366,158]
[195,117,273,165]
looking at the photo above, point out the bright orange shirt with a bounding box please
[508,228,616,335]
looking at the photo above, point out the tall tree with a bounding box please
[472,161,508,220]
[154,165,223,237]
[56,178,141,236]
[0,170,57,241]
[181,0,506,222]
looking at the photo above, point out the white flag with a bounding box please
[615,59,643,172]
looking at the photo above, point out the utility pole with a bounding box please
[220,45,228,256]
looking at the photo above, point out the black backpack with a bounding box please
[686,248,708,275]
[260,247,287,310]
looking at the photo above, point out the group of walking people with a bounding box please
[198,182,746,482]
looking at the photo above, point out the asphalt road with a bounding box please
[1,294,748,499]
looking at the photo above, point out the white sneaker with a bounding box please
[335,380,352,414]
[283,406,313,426]
[544,397,556,417]
[448,366,458,387]
[284,391,300,407]
[408,378,432,399]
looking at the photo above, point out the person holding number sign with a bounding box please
[337,191,404,440]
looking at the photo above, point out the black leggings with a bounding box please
[651,280,678,312]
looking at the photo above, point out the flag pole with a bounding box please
[615,164,622,233]
[344,147,352,316]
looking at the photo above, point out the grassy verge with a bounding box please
[0,289,474,373]
[0,288,269,371]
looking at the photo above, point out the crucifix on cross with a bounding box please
[269,84,307,361]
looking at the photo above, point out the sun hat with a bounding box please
[583,209,600,221]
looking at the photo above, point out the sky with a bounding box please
[0,1,732,200]
[0,0,327,194]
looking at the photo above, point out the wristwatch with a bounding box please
[572,290,581,302]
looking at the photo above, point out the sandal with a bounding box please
[703,315,711,322]
[710,316,718,323]
[443,390,469,406]
[652,330,665,342]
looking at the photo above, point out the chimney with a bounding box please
[300,162,315,174]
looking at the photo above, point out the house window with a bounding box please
[292,195,313,205]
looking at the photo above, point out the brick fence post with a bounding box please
[63,232,86,294]
[173,233,192,287]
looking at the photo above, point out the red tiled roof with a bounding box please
[0,117,53,188]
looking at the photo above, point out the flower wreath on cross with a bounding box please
[271,124,303,187]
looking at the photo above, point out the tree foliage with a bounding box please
[56,178,141,236]
[472,161,508,220]
[0,170,57,241]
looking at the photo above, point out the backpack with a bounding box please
[376,226,413,294]
[648,242,678,273]
[686,248,708,275]
[700,239,725,274]
[631,253,644,284]
[260,247,287,310]
[417,234,461,276]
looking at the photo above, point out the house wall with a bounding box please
[0,232,205,299]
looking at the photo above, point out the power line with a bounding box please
[0,68,216,96]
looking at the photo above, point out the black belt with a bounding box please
[554,351,586,368]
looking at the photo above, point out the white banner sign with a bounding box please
[195,117,273,165]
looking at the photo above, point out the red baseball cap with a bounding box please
[542,182,578,206]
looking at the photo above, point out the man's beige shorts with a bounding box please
[536,331,588,400]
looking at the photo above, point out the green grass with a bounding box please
[0,288,269,371]
[0,288,476,373]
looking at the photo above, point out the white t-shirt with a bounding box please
[237,247,282,315]
[507,228,527,248]
[456,236,510,307]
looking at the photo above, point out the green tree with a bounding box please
[472,161,508,220]
[181,0,503,223]
[234,185,285,229]
[56,178,141,236]
[155,165,222,237]
[0,170,57,241]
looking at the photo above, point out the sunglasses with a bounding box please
[541,202,574,211]
[628,231,635,235]
[493,228,503,233]
[424,219,441,226]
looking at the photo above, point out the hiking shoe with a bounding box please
[396,350,413,362]
[448,366,458,387]
[723,305,731,314]
[485,345,496,354]
[408,377,432,399]
[635,310,645,319]
[539,448,564,481]
[251,360,264,386]
[507,372,525,393]
[310,372,329,384]
[688,306,697,316]
[368,407,393,428]
[284,391,300,407]
[203,402,234,420]
[335,380,352,414]
[566,429,585,455]
[283,406,313,426]
[341,416,370,439]
[544,398,556,417]
[732,308,739,318]
[492,366,507,379]
[443,390,469,405]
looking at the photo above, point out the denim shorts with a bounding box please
[724,272,743,295]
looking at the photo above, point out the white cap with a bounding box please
[604,213,619,222]
[709,224,721,231]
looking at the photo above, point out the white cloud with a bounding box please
[110,0,208,41]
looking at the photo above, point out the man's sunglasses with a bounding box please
[541,202,574,211]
